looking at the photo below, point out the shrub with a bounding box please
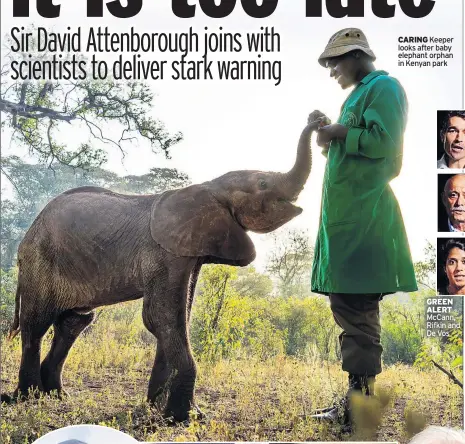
[0,268,18,334]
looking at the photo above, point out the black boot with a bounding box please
[349,374,375,395]
[342,374,375,428]
[310,374,375,425]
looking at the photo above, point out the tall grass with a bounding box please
[1,301,462,444]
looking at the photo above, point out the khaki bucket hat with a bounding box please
[318,28,376,67]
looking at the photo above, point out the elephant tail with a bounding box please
[8,285,21,340]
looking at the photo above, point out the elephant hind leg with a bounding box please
[16,308,55,399]
[41,310,95,396]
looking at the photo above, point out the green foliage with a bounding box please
[382,289,463,380]
[230,266,273,300]
[242,313,286,360]
[271,296,337,360]
[191,265,287,362]
[2,52,182,168]
[414,308,463,387]
[116,168,190,195]
[450,328,464,370]
[191,265,337,363]
[0,268,18,334]
[191,265,247,362]
[413,240,436,290]
[380,293,426,365]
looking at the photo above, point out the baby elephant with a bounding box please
[4,114,323,422]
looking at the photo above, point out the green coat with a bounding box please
[311,70,418,295]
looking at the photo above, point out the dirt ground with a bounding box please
[1,360,462,443]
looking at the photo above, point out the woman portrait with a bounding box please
[438,238,465,295]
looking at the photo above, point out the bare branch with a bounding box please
[2,43,181,169]
[431,360,463,388]
[80,115,126,158]
[1,98,75,122]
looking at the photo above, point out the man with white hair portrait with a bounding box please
[440,174,465,232]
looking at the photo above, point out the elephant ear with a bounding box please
[150,185,256,265]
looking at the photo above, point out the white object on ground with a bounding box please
[32,424,138,444]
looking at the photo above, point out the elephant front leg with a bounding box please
[143,298,197,422]
[142,264,198,423]
[151,332,205,421]
[147,343,171,404]
[164,360,197,423]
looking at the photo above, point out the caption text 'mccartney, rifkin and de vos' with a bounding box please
[13,0,437,19]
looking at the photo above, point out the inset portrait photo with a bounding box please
[437,110,465,170]
[437,238,465,295]
[31,425,138,444]
[438,173,465,232]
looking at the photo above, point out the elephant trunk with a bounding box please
[280,124,315,199]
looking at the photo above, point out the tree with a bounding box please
[415,317,463,388]
[230,266,273,299]
[271,296,337,359]
[0,156,190,269]
[191,265,245,362]
[0,268,18,334]
[116,168,190,195]
[1,34,182,169]
[191,265,285,362]
[381,296,425,365]
[266,228,314,298]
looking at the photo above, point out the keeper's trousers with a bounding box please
[329,293,383,376]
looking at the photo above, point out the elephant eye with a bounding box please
[258,179,268,190]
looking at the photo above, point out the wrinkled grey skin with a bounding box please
[4,114,322,422]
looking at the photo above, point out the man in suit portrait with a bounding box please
[440,174,465,232]
[437,111,465,169]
